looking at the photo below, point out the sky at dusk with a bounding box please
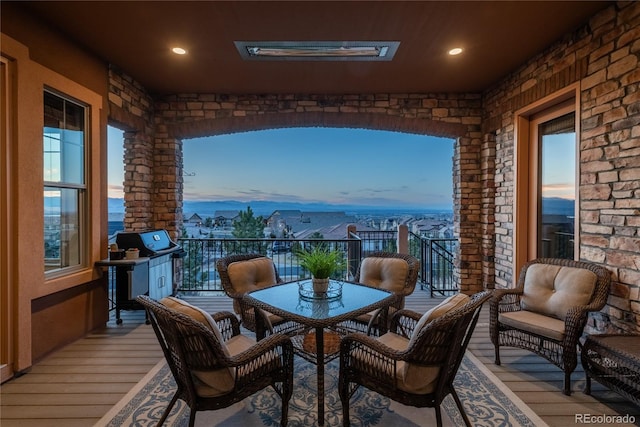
[108,126,455,210]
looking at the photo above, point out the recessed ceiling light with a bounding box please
[448,47,463,56]
[172,47,187,55]
[235,41,399,61]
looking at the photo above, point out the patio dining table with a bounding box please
[243,279,397,426]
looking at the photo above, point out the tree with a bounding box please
[232,206,264,238]
[229,206,267,254]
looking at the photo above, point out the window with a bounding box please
[43,90,87,273]
[514,86,578,280]
[535,112,576,259]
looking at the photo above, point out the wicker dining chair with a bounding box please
[216,253,302,339]
[489,258,611,395]
[137,295,294,427]
[339,251,420,335]
[339,290,492,427]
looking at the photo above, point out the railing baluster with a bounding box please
[176,234,459,295]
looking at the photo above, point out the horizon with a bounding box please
[106,197,454,218]
[108,126,455,211]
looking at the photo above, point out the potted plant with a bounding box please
[296,245,345,293]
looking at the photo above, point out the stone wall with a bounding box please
[484,1,640,332]
[152,93,486,293]
[107,1,639,331]
[108,65,159,231]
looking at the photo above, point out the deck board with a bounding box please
[1,290,639,426]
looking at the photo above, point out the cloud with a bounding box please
[542,182,575,199]
[107,184,124,198]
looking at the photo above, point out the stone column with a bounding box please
[123,130,154,231]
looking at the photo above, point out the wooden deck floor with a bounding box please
[1,290,638,426]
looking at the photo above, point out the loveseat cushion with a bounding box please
[499,310,565,341]
[520,264,597,320]
[408,293,470,348]
[227,257,278,294]
[359,257,410,294]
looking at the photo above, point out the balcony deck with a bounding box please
[1,290,638,426]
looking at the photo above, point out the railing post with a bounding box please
[347,224,360,279]
[397,224,408,254]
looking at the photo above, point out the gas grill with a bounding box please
[103,229,185,324]
[116,229,183,258]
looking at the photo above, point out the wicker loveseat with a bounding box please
[489,258,611,395]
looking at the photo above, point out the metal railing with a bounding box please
[409,232,458,296]
[175,234,459,296]
[177,238,362,292]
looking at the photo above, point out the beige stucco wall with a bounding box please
[1,3,110,370]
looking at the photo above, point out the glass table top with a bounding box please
[246,280,393,321]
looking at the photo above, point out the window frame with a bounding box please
[43,89,89,277]
[513,84,580,285]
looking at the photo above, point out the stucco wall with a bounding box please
[1,4,110,369]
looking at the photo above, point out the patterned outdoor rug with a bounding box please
[96,351,547,427]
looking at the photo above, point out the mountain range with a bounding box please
[107,198,452,217]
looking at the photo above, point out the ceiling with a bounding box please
[21,1,611,96]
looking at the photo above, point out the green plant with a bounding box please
[296,245,345,279]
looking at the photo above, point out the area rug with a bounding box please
[96,352,547,427]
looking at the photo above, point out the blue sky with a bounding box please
[108,127,455,210]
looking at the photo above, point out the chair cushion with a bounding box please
[227,257,278,294]
[408,293,470,348]
[359,257,409,294]
[499,310,565,341]
[193,334,256,397]
[376,332,439,394]
[160,297,244,396]
[520,264,597,320]
[159,297,228,356]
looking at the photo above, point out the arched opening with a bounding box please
[181,127,454,215]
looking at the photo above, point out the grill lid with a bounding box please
[116,229,179,257]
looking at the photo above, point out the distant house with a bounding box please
[214,210,240,227]
[184,213,203,226]
[267,210,356,235]
[410,218,449,237]
[295,221,376,240]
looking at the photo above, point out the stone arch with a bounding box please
[167,111,467,140]
[146,94,486,293]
